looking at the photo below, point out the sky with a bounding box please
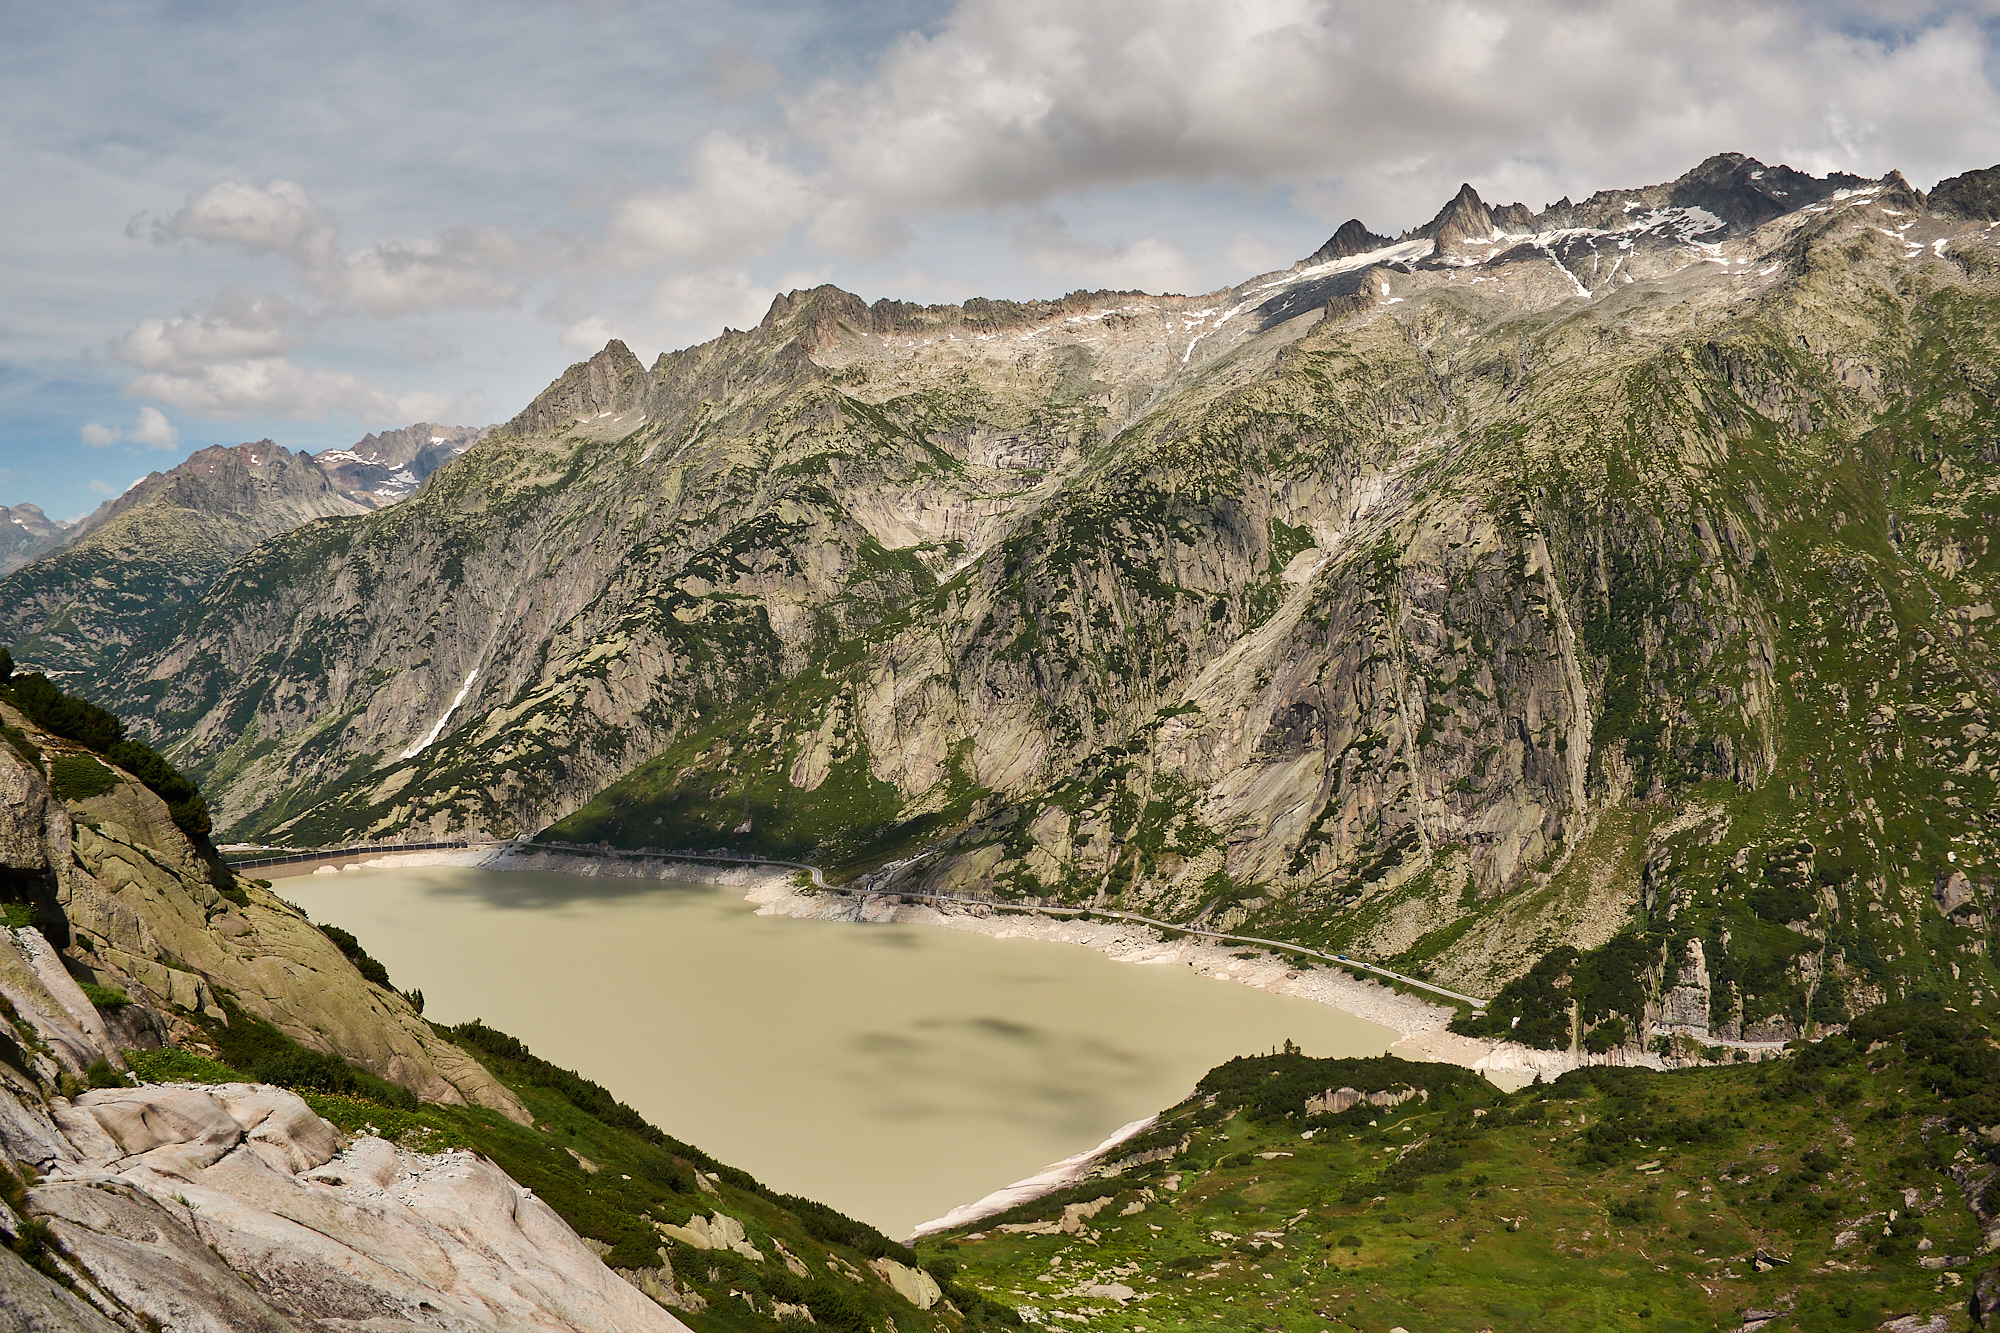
[4,0,2000,521]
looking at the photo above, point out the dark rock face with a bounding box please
[1664,151,1854,230]
[1930,163,2000,220]
[1304,219,1393,264]
[1411,182,1499,248]
[503,340,650,435]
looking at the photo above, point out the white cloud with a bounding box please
[1014,213,1198,293]
[1223,233,1288,277]
[116,289,298,373]
[645,267,777,334]
[79,406,179,450]
[786,0,2000,235]
[157,180,517,315]
[703,41,782,102]
[601,134,817,267]
[561,315,621,351]
[126,359,455,423]
[86,479,115,495]
[157,178,330,257]
[318,225,521,317]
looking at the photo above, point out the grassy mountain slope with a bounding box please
[916,1012,2000,1332]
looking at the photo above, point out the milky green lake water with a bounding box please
[286,866,1397,1237]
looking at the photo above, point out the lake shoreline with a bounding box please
[285,843,1664,1238]
[293,844,1625,1085]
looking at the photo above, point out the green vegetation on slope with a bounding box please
[920,1003,2000,1332]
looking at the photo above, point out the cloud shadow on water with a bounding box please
[399,866,736,912]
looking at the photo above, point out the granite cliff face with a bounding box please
[81,153,2000,1049]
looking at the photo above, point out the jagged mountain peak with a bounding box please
[1930,161,2000,219]
[1410,181,1495,245]
[1304,219,1393,265]
[314,422,488,509]
[503,337,650,436]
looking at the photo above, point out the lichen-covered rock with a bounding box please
[0,714,527,1121]
[1,1056,689,1332]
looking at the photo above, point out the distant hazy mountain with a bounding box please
[314,422,489,507]
[0,502,71,575]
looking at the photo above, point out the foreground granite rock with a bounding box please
[3,1077,689,1332]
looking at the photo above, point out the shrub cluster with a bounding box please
[48,754,118,802]
[316,923,392,989]
[203,997,416,1109]
[1195,1048,1493,1123]
[3,667,217,847]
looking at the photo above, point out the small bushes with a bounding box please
[79,982,129,1011]
[1609,1195,1659,1224]
[8,672,124,753]
[1584,1017,1630,1054]
[125,1047,238,1084]
[83,1058,126,1089]
[316,923,392,989]
[9,1214,64,1284]
[204,997,416,1109]
[48,754,118,802]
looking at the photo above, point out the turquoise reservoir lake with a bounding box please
[286,866,1397,1237]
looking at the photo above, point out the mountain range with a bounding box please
[3,147,2000,1331]
[0,425,485,687]
[7,150,2000,1057]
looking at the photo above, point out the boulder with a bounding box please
[870,1255,943,1309]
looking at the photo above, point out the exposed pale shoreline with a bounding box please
[289,844,1624,1084]
[287,842,1664,1237]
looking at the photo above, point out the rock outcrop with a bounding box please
[0,703,677,1330]
[0,704,525,1118]
[1,1076,687,1332]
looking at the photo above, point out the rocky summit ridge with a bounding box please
[22,151,2000,1061]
